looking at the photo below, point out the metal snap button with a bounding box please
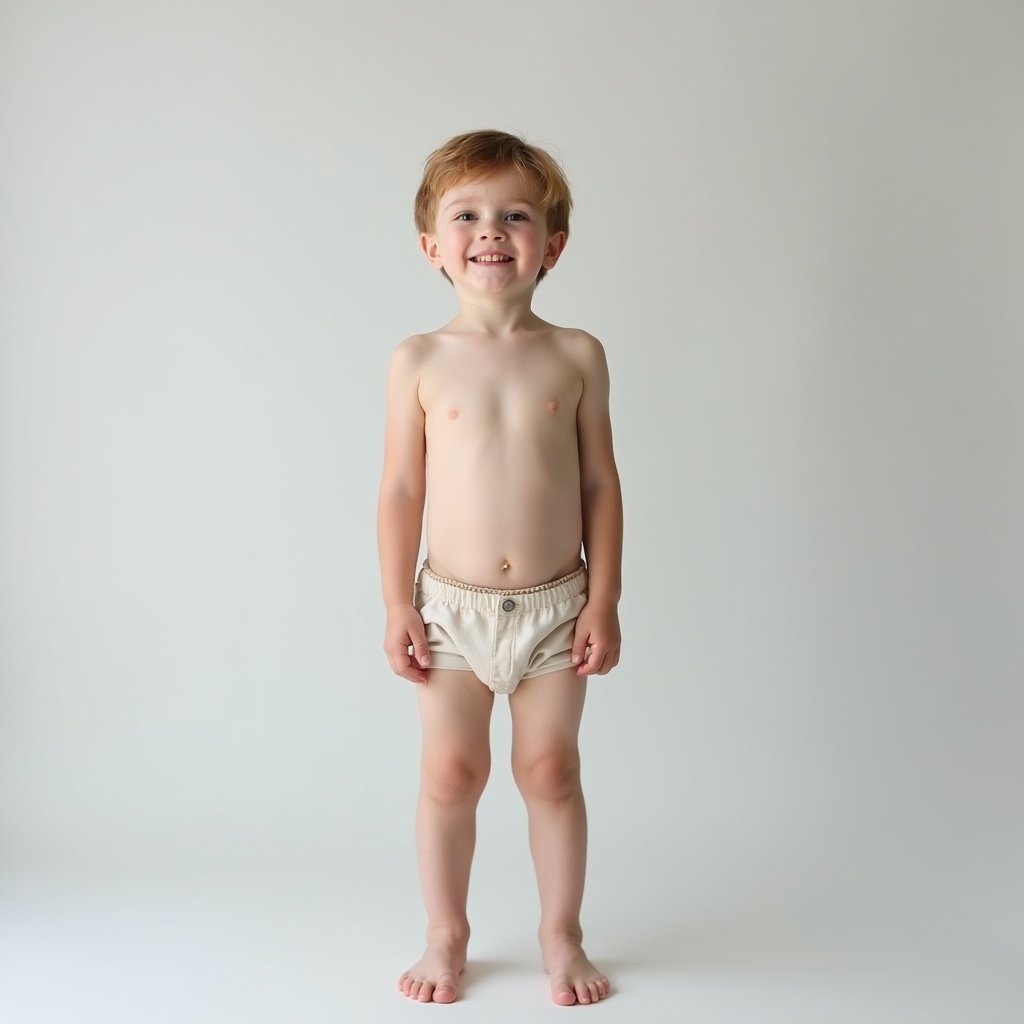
[502,598,515,612]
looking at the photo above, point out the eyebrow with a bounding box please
[441,196,539,211]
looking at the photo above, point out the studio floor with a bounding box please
[1,857,1018,1024]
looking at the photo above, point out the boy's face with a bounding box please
[420,170,566,296]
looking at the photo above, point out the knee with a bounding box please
[513,749,580,802]
[422,752,489,804]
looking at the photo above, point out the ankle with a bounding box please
[426,922,470,947]
[539,923,583,945]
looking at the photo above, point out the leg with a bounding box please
[509,667,611,1005]
[398,668,494,1003]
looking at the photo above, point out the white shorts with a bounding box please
[413,560,589,695]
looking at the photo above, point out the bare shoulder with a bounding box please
[388,332,435,367]
[386,333,442,386]
[551,326,610,376]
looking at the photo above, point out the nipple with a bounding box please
[548,400,559,413]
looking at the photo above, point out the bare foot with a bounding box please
[541,932,611,1005]
[398,928,468,1004]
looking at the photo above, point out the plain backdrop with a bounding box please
[1,1,1021,1021]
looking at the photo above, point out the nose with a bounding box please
[479,220,505,240]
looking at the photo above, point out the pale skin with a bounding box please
[377,170,623,1005]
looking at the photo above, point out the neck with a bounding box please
[449,290,542,337]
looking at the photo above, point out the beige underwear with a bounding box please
[413,559,588,695]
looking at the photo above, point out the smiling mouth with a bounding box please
[470,255,514,263]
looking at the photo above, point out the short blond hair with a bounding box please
[415,129,572,284]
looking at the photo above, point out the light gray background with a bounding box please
[1,1,1021,1021]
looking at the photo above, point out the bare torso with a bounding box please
[418,324,585,589]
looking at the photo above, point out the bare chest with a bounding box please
[421,346,583,437]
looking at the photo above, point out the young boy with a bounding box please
[377,130,623,1006]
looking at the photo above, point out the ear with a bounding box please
[542,231,567,270]
[420,233,444,269]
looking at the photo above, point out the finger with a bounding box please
[408,638,431,670]
[578,645,607,675]
[388,652,428,684]
[577,638,593,671]
[406,646,431,682]
[590,646,615,675]
[406,608,430,667]
[571,634,591,668]
[403,653,429,684]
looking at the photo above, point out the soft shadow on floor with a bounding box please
[460,957,513,990]
[603,897,887,976]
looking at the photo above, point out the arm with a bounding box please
[572,332,623,675]
[377,338,432,682]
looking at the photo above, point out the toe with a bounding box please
[408,979,421,1000]
[552,976,576,1005]
[434,973,457,1003]
[575,980,591,1004]
[418,982,434,1003]
[587,981,600,1003]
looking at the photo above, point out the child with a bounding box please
[377,129,623,1006]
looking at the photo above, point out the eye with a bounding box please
[454,211,476,221]
[505,211,528,221]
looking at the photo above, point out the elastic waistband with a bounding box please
[417,559,587,612]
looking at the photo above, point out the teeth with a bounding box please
[473,255,510,262]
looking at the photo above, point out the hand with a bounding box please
[383,604,431,684]
[571,600,621,676]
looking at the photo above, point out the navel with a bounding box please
[500,559,510,572]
